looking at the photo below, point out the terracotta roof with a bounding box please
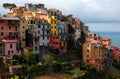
[0,17,20,20]
[102,37,110,40]
[2,39,17,43]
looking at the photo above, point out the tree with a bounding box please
[3,3,17,11]
[69,68,86,78]
[66,35,75,50]
[42,54,54,65]
[13,52,40,79]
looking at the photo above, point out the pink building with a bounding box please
[86,33,101,43]
[2,39,21,56]
[111,46,120,61]
[102,37,111,48]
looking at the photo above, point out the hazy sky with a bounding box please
[0,0,120,31]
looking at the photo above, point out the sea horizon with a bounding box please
[86,23,120,48]
[93,32,120,48]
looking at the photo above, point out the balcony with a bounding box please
[8,23,20,26]
[42,28,50,30]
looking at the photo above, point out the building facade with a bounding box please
[111,46,120,61]
[83,42,105,70]
[0,17,20,40]
[2,40,21,56]
[86,33,101,43]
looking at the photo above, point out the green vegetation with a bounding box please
[12,49,120,79]
[0,58,9,73]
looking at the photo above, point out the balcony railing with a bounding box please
[8,23,20,26]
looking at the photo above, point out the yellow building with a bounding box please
[19,19,27,49]
[47,16,59,35]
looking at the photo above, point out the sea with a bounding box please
[86,23,120,48]
[94,32,120,48]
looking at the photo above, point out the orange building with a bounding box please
[12,7,26,16]
[35,13,47,20]
[6,7,26,17]
[102,37,111,48]
[83,42,105,70]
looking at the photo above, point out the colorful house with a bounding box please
[111,46,120,61]
[0,17,20,40]
[48,8,62,20]
[47,16,67,53]
[104,47,113,69]
[86,32,101,43]
[36,19,50,46]
[2,39,21,56]
[102,37,111,48]
[19,19,27,49]
[83,42,105,70]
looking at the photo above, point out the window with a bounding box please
[22,39,25,41]
[43,35,44,39]
[47,30,50,34]
[99,54,100,57]
[87,55,89,58]
[94,38,97,40]
[86,60,89,62]
[30,20,33,24]
[9,26,11,29]
[38,30,40,34]
[87,49,89,52]
[0,43,3,47]
[10,44,12,48]
[35,46,37,51]
[11,50,14,53]
[47,36,49,39]
[43,25,45,29]
[87,44,89,47]
[1,32,3,36]
[8,50,10,55]
[90,34,92,37]
[43,31,44,39]
[9,32,12,35]
[38,25,40,28]
[94,34,96,37]
[0,51,2,54]
[1,26,3,29]
[15,27,17,31]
